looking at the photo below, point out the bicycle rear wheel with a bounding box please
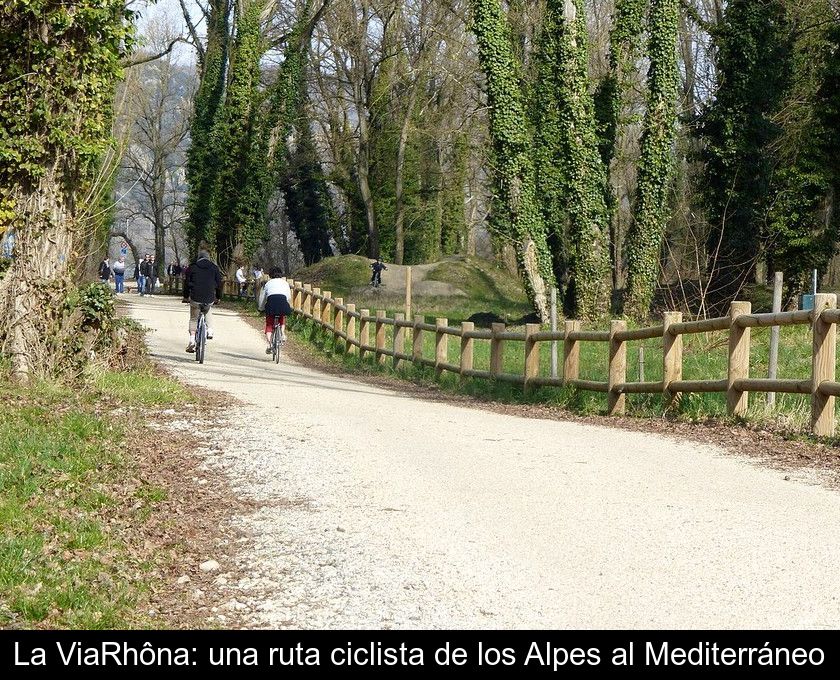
[196,314,206,364]
[272,325,280,363]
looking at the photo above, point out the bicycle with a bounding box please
[194,303,211,364]
[269,316,285,364]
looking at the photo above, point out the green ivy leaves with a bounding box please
[624,0,679,319]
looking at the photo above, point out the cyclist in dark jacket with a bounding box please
[182,250,223,353]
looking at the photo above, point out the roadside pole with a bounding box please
[550,287,558,379]
[405,266,412,321]
[767,271,783,410]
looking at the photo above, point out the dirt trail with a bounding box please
[129,294,840,629]
[374,259,466,297]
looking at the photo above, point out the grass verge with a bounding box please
[0,360,220,629]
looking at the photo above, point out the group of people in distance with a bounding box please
[181,249,291,356]
[98,254,186,296]
[103,249,389,358]
[235,262,265,298]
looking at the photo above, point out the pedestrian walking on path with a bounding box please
[112,256,126,293]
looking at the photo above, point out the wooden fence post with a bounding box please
[460,321,474,381]
[302,284,312,317]
[345,304,356,355]
[312,288,322,324]
[334,297,343,350]
[375,310,386,365]
[524,323,540,394]
[727,301,751,417]
[412,315,424,366]
[662,311,683,407]
[563,320,580,385]
[490,323,505,377]
[811,293,837,437]
[608,320,627,415]
[393,313,405,369]
[359,309,370,360]
[290,281,300,311]
[435,318,448,378]
[322,291,332,330]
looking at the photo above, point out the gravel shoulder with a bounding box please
[129,295,840,629]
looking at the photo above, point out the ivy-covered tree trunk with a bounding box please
[185,0,230,255]
[765,2,838,295]
[623,0,679,319]
[469,0,554,321]
[209,0,271,273]
[0,2,133,382]
[594,0,647,291]
[281,78,335,266]
[533,0,612,320]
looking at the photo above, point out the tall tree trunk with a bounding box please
[432,142,445,261]
[394,84,419,265]
[0,162,75,381]
[532,0,612,319]
[169,227,181,267]
[185,0,231,254]
[469,0,554,321]
[624,0,680,318]
[595,0,647,296]
[356,83,379,258]
[281,214,290,274]
[153,154,167,271]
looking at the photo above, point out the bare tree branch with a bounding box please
[179,0,206,65]
[122,37,189,69]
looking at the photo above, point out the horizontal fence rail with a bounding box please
[286,280,840,438]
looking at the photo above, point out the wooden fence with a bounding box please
[283,281,839,437]
[163,278,256,298]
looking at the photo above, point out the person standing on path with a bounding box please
[252,264,264,300]
[98,257,111,284]
[138,254,151,296]
[182,249,222,353]
[142,254,158,296]
[370,257,386,287]
[112,256,126,293]
[134,256,145,295]
[236,264,247,298]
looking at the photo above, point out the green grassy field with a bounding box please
[236,254,832,433]
[288,315,827,434]
[293,254,533,323]
[0,368,189,628]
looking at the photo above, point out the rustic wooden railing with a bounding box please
[285,280,840,437]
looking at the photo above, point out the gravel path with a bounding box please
[129,295,840,629]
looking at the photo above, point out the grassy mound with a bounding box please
[293,255,532,323]
[293,255,371,292]
[424,257,529,307]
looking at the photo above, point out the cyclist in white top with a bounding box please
[258,267,293,353]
